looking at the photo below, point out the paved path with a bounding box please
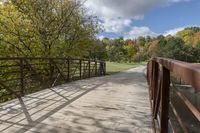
[0,66,152,133]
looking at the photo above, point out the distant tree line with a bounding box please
[92,27,200,63]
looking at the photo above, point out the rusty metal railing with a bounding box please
[147,57,200,133]
[0,57,106,103]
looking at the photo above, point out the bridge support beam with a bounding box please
[160,66,170,133]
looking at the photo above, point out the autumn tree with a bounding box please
[124,44,137,62]
[177,28,194,45]
[137,36,146,47]
[0,0,100,57]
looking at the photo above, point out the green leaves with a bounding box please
[151,36,200,62]
[0,0,100,58]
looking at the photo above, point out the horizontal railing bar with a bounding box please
[0,64,20,68]
[0,91,21,98]
[1,78,21,82]
[0,57,106,103]
[153,57,200,91]
[176,90,200,121]
[0,70,21,75]
[171,80,200,121]
[147,57,200,133]
[0,57,99,62]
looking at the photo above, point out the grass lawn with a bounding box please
[106,61,147,75]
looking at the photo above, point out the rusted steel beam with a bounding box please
[153,75,161,119]
[160,66,170,133]
[0,57,105,103]
[88,60,91,78]
[52,60,67,81]
[67,58,70,80]
[20,59,25,96]
[148,57,200,133]
[153,61,159,114]
[0,57,97,62]
[153,57,200,91]
[95,61,97,76]
[176,91,200,121]
[80,60,82,79]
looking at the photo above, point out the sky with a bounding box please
[84,0,200,39]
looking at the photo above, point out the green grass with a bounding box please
[106,61,147,75]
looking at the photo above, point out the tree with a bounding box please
[124,45,137,62]
[150,35,199,62]
[0,0,100,58]
[193,32,200,47]
[90,40,107,60]
[196,40,200,49]
[137,36,146,47]
[151,36,167,58]
[146,36,152,43]
[177,29,194,45]
[185,27,200,33]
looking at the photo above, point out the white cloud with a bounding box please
[102,18,132,33]
[85,0,190,19]
[85,0,189,20]
[163,25,200,36]
[98,35,105,40]
[84,0,191,36]
[124,25,199,39]
[163,27,185,36]
[124,26,157,39]
[169,0,191,3]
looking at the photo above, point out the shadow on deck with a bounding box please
[0,66,152,133]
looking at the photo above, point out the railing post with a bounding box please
[20,58,25,96]
[153,62,159,115]
[150,61,155,100]
[67,58,70,81]
[80,60,82,79]
[95,60,97,76]
[103,61,106,75]
[88,60,91,78]
[49,58,54,83]
[99,61,104,76]
[160,66,170,133]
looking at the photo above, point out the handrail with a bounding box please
[153,57,200,91]
[147,57,200,133]
[0,57,106,103]
[0,57,100,62]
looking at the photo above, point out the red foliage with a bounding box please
[150,40,158,49]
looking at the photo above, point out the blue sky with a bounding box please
[84,0,200,39]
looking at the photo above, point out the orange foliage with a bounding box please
[127,39,135,46]
[150,40,158,49]
[193,32,200,47]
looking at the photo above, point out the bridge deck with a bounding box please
[0,66,152,133]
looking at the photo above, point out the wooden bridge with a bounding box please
[0,57,199,133]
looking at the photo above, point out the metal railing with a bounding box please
[147,57,200,133]
[0,57,106,102]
